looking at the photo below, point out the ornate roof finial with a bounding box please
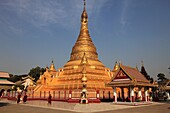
[113,61,119,71]
[81,0,88,22]
[141,60,144,66]
[136,63,139,71]
[45,66,49,72]
[50,60,56,71]
[84,0,86,10]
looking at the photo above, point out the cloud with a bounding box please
[0,0,108,34]
[120,0,131,26]
[18,0,67,26]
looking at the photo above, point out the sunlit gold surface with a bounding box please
[33,1,112,96]
[67,2,99,63]
[49,60,56,71]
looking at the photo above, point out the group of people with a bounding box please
[16,93,52,105]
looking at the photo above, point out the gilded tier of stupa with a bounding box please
[33,0,114,101]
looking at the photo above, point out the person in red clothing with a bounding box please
[23,93,27,103]
[17,93,21,104]
[47,94,52,105]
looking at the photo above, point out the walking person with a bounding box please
[47,93,52,105]
[23,93,27,103]
[17,93,21,104]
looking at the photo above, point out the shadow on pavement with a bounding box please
[0,102,10,107]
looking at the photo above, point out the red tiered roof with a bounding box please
[107,64,156,87]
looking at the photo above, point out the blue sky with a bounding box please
[0,0,170,79]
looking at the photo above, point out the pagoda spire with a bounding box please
[113,61,119,71]
[50,60,56,71]
[70,0,98,61]
[140,61,150,80]
[83,0,86,10]
[136,63,139,71]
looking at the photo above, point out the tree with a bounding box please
[28,66,45,82]
[157,73,167,82]
[8,75,21,82]
[150,77,154,83]
[8,74,27,83]
[9,74,14,78]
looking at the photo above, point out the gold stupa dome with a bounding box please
[36,79,41,84]
[64,0,105,68]
[113,61,119,71]
[50,60,56,71]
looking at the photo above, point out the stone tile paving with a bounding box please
[0,98,166,113]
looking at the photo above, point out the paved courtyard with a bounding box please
[0,99,169,113]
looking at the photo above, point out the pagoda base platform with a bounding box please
[68,98,101,103]
[112,101,153,106]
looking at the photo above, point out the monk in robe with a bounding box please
[47,94,52,104]
[23,94,27,103]
[17,93,21,104]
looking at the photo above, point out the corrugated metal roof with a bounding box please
[0,80,15,85]
[0,72,10,78]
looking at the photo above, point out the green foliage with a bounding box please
[150,77,154,83]
[28,66,45,82]
[8,75,19,82]
[157,73,167,82]
[8,75,27,83]
[9,74,14,78]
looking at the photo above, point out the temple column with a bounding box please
[167,92,170,100]
[144,87,148,102]
[121,88,125,101]
[32,91,34,98]
[103,90,105,99]
[53,91,55,99]
[138,87,142,101]
[69,90,72,99]
[96,90,100,99]
[113,87,117,102]
[7,91,10,98]
[40,91,41,98]
[44,91,45,98]
[59,91,60,99]
[130,86,134,102]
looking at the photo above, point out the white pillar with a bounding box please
[138,89,142,101]
[145,89,148,102]
[130,87,134,102]
[167,92,170,100]
[114,87,117,102]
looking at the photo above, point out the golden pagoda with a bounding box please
[32,0,113,102]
